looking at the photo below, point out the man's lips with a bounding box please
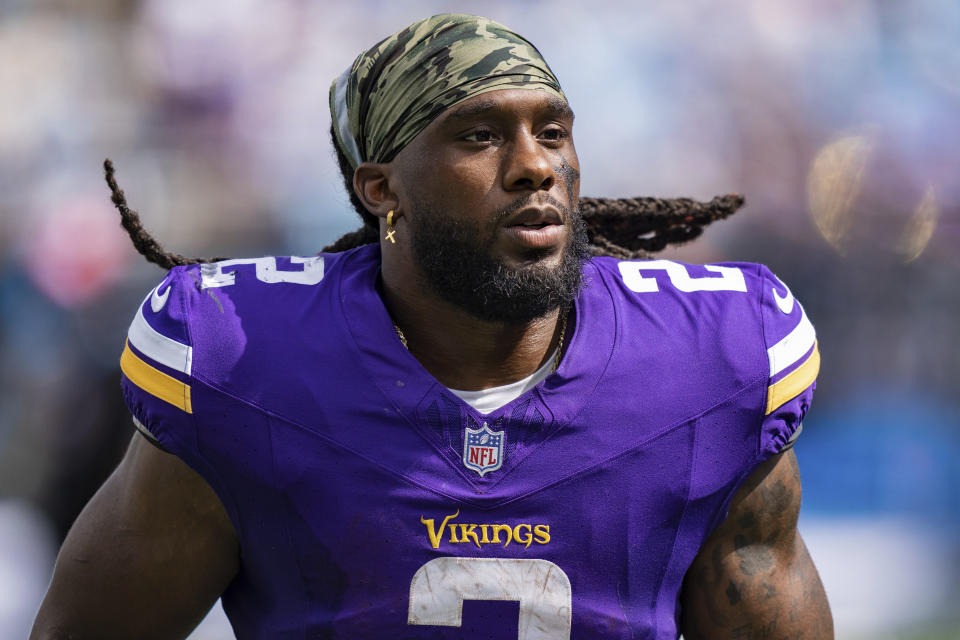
[502,207,564,249]
[504,206,563,228]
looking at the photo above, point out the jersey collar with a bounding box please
[337,244,618,487]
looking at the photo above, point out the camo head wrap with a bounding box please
[330,13,566,169]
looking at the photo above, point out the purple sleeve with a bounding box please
[118,267,197,454]
[757,266,819,456]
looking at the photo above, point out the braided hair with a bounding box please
[105,136,743,268]
[104,159,227,270]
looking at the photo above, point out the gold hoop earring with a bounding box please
[385,210,397,244]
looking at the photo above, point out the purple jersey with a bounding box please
[120,244,818,639]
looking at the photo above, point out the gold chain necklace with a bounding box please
[392,309,569,373]
[551,309,568,373]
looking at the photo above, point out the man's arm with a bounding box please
[680,449,833,639]
[31,433,239,640]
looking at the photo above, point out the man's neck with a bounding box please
[380,276,563,392]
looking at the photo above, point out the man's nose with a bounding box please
[502,131,554,192]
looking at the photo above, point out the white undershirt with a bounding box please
[447,347,558,414]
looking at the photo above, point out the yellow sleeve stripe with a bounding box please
[120,341,193,414]
[765,342,819,415]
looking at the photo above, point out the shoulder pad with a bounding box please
[757,266,819,454]
[759,266,819,414]
[121,268,195,414]
[120,266,201,451]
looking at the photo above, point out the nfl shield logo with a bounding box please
[463,422,505,477]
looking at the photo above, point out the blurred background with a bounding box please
[1,0,957,638]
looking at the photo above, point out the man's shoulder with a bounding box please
[119,246,380,453]
[582,256,816,408]
[587,253,814,344]
[585,256,807,328]
[124,247,377,386]
[182,249,361,314]
[584,255,776,326]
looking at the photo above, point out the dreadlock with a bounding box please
[103,159,227,269]
[106,135,743,268]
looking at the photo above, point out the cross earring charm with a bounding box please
[385,210,397,244]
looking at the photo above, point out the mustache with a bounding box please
[493,193,574,224]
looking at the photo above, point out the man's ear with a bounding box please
[354,162,398,220]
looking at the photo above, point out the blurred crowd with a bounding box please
[1,0,958,637]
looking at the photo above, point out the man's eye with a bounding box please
[463,129,496,143]
[539,128,568,142]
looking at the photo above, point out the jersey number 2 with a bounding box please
[199,256,324,288]
[618,260,746,293]
[408,557,572,639]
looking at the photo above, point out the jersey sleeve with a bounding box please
[119,267,197,453]
[757,266,819,456]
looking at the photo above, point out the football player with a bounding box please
[32,14,832,639]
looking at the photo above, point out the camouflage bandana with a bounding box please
[330,13,566,169]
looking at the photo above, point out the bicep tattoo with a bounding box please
[680,451,832,639]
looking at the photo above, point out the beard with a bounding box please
[408,195,590,323]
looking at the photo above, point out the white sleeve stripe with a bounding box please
[127,296,193,376]
[132,416,161,443]
[767,306,816,378]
